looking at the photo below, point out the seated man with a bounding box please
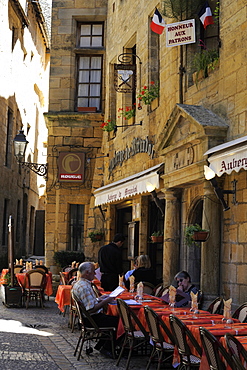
[72,262,119,358]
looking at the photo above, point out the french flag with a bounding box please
[198,2,214,29]
[150,8,165,35]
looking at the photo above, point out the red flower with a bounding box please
[100,122,107,128]
[151,81,155,85]
[143,86,147,89]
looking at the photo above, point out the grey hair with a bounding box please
[78,262,94,274]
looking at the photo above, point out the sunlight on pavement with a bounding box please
[0,319,53,336]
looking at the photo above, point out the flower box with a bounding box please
[77,107,97,112]
[151,236,163,243]
[192,231,209,242]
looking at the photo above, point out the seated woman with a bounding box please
[125,255,156,289]
[174,270,199,307]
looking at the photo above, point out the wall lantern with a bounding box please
[146,182,164,217]
[13,130,47,177]
[204,165,237,211]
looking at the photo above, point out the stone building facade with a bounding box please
[0,0,50,262]
[46,0,247,308]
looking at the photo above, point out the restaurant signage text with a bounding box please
[109,136,155,175]
[58,152,85,182]
[208,145,247,177]
[166,19,195,47]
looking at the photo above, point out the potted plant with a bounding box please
[1,272,23,307]
[137,81,159,105]
[150,231,164,243]
[184,224,209,247]
[100,119,116,132]
[88,230,104,243]
[192,49,219,84]
[118,106,136,124]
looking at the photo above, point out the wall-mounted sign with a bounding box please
[58,152,85,182]
[166,19,195,47]
[109,136,155,175]
[114,64,136,93]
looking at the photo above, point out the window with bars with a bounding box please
[76,23,104,111]
[69,204,84,251]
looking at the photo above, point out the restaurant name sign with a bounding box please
[109,136,155,175]
[166,19,195,47]
[58,152,85,182]
[208,146,247,177]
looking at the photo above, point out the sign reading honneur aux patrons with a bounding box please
[166,19,195,47]
[58,152,85,182]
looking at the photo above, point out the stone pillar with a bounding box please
[162,189,180,285]
[201,180,221,302]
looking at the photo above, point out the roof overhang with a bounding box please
[94,163,163,206]
[204,135,247,176]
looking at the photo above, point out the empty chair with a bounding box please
[62,265,72,272]
[145,306,175,370]
[152,283,164,297]
[169,314,202,368]
[207,297,223,314]
[67,268,78,281]
[232,302,247,323]
[33,265,49,274]
[72,292,116,360]
[59,271,67,285]
[225,333,247,370]
[200,327,236,370]
[134,281,155,295]
[23,270,46,309]
[13,265,23,274]
[116,298,150,369]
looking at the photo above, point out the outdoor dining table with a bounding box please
[55,284,72,313]
[15,271,53,297]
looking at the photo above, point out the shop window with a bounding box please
[69,204,84,251]
[76,23,104,112]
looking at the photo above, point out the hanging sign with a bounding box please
[166,19,195,47]
[58,152,85,182]
[114,64,136,93]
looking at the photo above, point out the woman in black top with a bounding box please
[131,255,156,286]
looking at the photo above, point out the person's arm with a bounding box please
[88,295,114,314]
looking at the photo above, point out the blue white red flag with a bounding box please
[150,8,166,35]
[198,2,214,29]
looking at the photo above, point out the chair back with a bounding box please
[169,315,202,361]
[116,298,149,340]
[71,291,99,330]
[232,302,247,323]
[199,327,235,370]
[152,283,164,297]
[34,265,49,274]
[134,281,155,295]
[207,297,223,314]
[62,265,72,272]
[145,306,175,345]
[14,265,23,274]
[68,268,78,281]
[59,272,67,285]
[91,282,100,298]
[225,333,247,370]
[25,270,46,289]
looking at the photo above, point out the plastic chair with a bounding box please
[225,333,247,370]
[169,314,202,368]
[207,297,223,314]
[144,306,175,370]
[116,298,150,369]
[199,327,236,370]
[23,270,46,309]
[232,302,247,323]
[72,292,116,360]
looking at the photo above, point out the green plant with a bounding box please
[137,81,159,105]
[88,230,104,243]
[118,106,136,120]
[192,49,219,83]
[100,120,116,132]
[3,272,19,287]
[151,231,163,237]
[184,224,209,247]
[53,251,85,268]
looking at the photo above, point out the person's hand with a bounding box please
[177,285,183,291]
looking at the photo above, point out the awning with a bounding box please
[94,163,163,206]
[204,136,247,176]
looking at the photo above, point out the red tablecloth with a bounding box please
[0,269,10,284]
[55,285,72,313]
[16,272,53,296]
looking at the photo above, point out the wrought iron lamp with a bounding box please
[204,165,237,211]
[13,130,47,177]
[146,182,164,217]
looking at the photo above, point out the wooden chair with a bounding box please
[134,281,155,295]
[33,265,49,274]
[116,298,150,369]
[152,283,166,297]
[225,333,247,370]
[69,293,78,333]
[72,291,116,360]
[144,306,175,370]
[62,265,72,272]
[232,302,247,323]
[23,270,46,309]
[13,265,23,274]
[199,327,236,370]
[68,268,78,281]
[169,314,202,368]
[59,271,67,285]
[207,297,223,314]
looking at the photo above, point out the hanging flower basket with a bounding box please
[88,230,104,243]
[185,224,209,246]
[150,231,163,243]
[137,81,159,105]
[100,120,116,132]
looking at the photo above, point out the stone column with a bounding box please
[162,189,180,285]
[201,180,221,302]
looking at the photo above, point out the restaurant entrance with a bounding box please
[116,205,134,274]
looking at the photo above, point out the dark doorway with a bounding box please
[34,210,45,255]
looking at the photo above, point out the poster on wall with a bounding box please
[58,152,85,182]
[166,19,196,47]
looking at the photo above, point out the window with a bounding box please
[69,204,84,251]
[76,23,104,111]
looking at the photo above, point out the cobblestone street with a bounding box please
[0,296,166,369]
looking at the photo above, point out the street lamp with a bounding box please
[13,130,47,177]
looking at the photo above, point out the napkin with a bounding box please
[35,259,39,265]
[169,285,177,305]
[137,282,143,299]
[76,262,79,268]
[71,261,75,268]
[40,260,43,265]
[20,259,23,266]
[119,275,125,288]
[223,298,232,319]
[129,275,135,293]
[16,259,19,265]
[190,291,198,311]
